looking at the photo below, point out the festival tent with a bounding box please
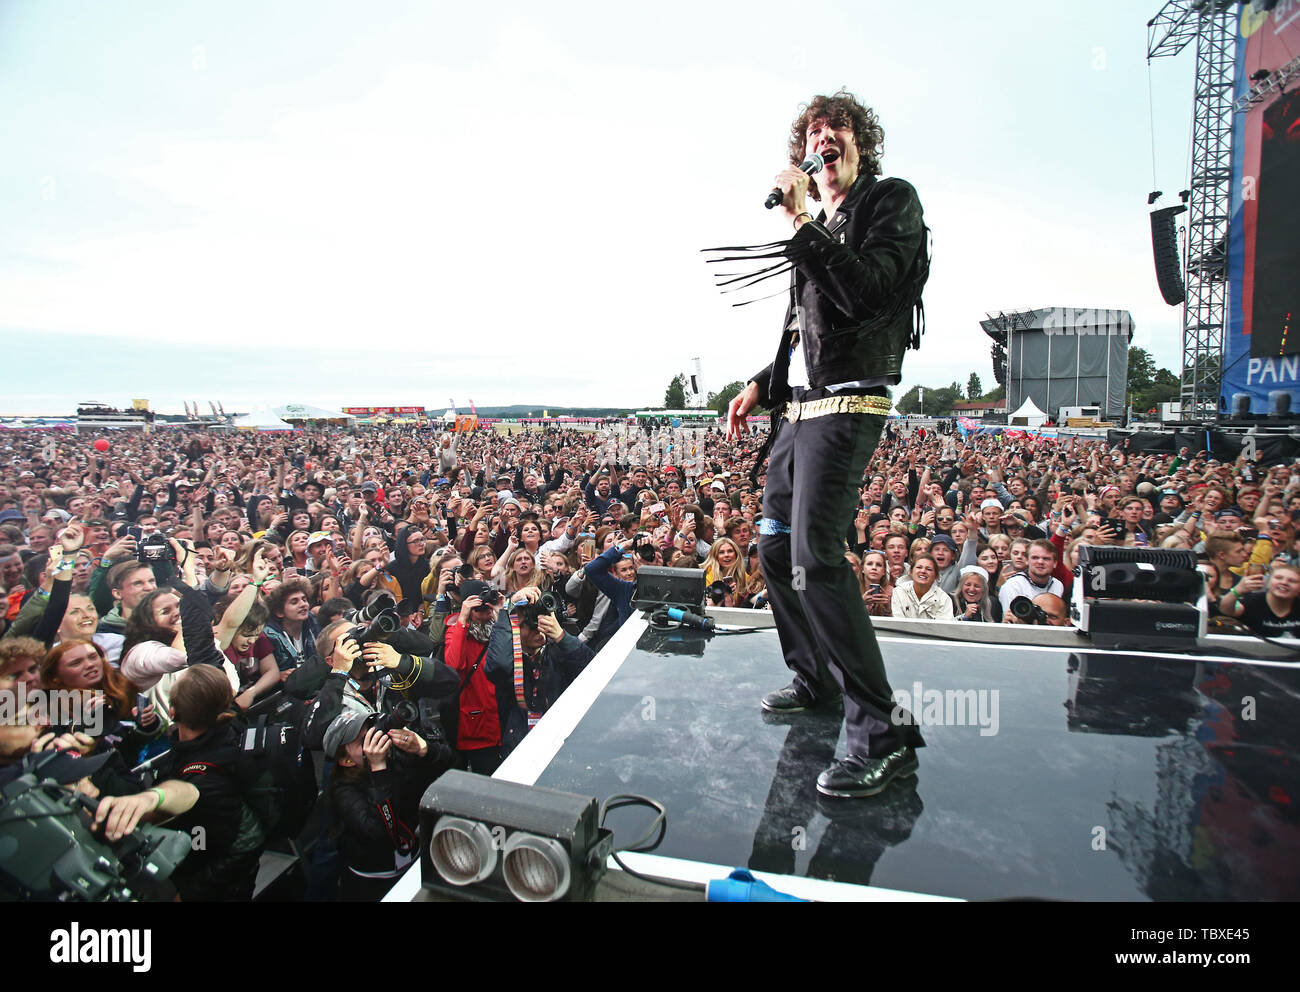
[273,403,355,426]
[1008,397,1048,428]
[233,408,298,432]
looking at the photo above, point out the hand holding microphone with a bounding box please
[764,152,824,213]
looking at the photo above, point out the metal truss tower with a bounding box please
[1148,1,1238,418]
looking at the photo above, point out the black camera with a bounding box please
[345,592,401,647]
[136,532,175,565]
[371,699,420,735]
[707,580,731,606]
[1009,595,1049,625]
[513,591,558,627]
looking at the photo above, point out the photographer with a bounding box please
[1005,593,1071,627]
[444,581,508,774]
[999,540,1065,622]
[292,609,459,752]
[485,587,594,759]
[422,552,464,650]
[324,710,441,901]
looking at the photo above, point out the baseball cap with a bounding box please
[980,498,1002,511]
[21,747,116,785]
[306,531,332,547]
[959,565,990,583]
[361,481,378,493]
[323,710,371,761]
[0,508,24,524]
[711,480,727,492]
[930,534,958,551]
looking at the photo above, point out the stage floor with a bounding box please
[508,621,1300,902]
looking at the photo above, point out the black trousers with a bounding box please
[758,397,924,759]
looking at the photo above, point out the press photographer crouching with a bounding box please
[323,709,443,901]
[288,593,458,899]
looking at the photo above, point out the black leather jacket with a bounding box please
[749,174,928,407]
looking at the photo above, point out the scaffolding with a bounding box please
[1147,0,1238,419]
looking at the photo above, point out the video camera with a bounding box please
[345,592,401,647]
[0,755,191,901]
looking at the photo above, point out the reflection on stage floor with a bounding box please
[530,625,1300,901]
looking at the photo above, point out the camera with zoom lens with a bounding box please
[707,580,731,606]
[371,699,420,736]
[513,591,558,627]
[1009,595,1049,625]
[345,592,401,647]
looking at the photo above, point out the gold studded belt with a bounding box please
[784,393,892,423]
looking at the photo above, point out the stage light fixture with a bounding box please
[419,771,614,902]
[1073,545,1206,647]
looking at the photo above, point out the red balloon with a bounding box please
[93,439,110,452]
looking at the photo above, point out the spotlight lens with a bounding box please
[436,831,480,878]
[506,847,558,899]
[430,817,496,886]
[502,834,571,902]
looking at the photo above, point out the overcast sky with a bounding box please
[0,0,1199,415]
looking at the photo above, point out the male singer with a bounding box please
[728,89,930,798]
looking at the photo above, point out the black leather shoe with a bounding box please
[761,683,816,713]
[816,747,919,798]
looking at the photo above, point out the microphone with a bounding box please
[764,153,824,209]
[666,607,715,631]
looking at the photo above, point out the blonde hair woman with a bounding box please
[703,537,750,602]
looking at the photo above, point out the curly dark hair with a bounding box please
[266,577,312,618]
[789,88,884,201]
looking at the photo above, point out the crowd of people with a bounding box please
[2,418,1297,900]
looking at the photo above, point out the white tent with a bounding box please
[1008,397,1048,427]
[887,404,901,418]
[273,403,355,424]
[234,408,298,432]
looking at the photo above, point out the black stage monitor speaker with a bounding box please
[1073,545,1206,647]
[419,771,614,902]
[1150,204,1187,306]
[632,566,705,612]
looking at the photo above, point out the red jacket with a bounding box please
[444,620,500,751]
